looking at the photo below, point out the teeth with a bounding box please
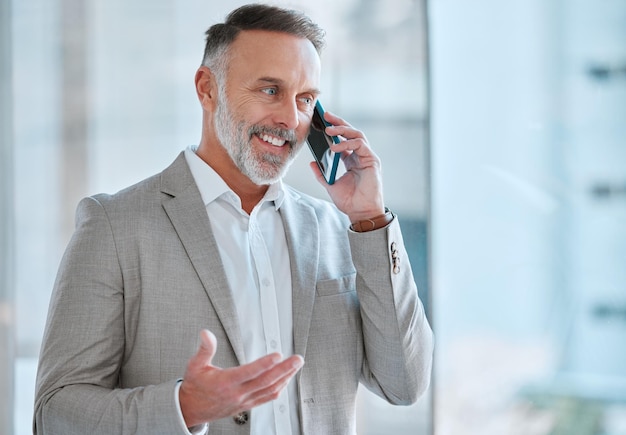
[261,134,286,147]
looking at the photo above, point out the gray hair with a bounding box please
[201,4,326,81]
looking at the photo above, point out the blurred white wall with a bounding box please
[430,0,626,433]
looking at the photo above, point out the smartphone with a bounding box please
[307,100,342,184]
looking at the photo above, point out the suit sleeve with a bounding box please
[33,197,189,435]
[348,217,434,404]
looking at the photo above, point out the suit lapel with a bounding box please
[159,153,246,365]
[280,192,319,359]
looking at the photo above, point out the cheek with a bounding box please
[295,124,310,144]
[297,113,313,138]
[230,97,263,121]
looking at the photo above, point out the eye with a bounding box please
[298,95,314,106]
[262,87,277,95]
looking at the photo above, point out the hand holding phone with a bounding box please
[306,103,386,223]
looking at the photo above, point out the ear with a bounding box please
[195,66,219,111]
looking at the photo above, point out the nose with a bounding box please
[273,98,299,130]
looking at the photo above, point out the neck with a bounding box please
[227,177,269,215]
[195,138,269,215]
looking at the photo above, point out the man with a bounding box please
[34,3,433,434]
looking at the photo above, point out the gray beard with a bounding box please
[214,90,303,185]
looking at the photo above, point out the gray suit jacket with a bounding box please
[34,152,433,434]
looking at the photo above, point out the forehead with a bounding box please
[225,30,321,89]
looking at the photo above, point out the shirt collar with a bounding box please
[184,146,285,211]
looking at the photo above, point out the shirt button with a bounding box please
[270,339,278,349]
[279,404,286,413]
[262,278,271,287]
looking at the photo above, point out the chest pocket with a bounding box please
[315,272,356,297]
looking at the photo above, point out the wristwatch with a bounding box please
[350,208,394,232]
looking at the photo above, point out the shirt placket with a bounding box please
[248,216,292,435]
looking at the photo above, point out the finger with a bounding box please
[330,136,367,152]
[326,126,365,143]
[322,112,365,139]
[241,355,303,394]
[329,139,377,168]
[323,110,351,128]
[240,356,304,407]
[227,352,283,384]
[187,329,217,371]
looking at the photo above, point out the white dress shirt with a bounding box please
[180,146,301,435]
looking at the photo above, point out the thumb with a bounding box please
[191,329,217,369]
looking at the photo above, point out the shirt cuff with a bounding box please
[175,380,208,435]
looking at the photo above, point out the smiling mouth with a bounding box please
[257,133,288,147]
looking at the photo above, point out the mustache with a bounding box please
[249,125,298,145]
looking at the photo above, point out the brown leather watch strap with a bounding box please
[350,208,395,232]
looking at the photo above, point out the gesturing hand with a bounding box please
[179,330,304,428]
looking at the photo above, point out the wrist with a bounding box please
[176,381,208,434]
[350,208,394,232]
